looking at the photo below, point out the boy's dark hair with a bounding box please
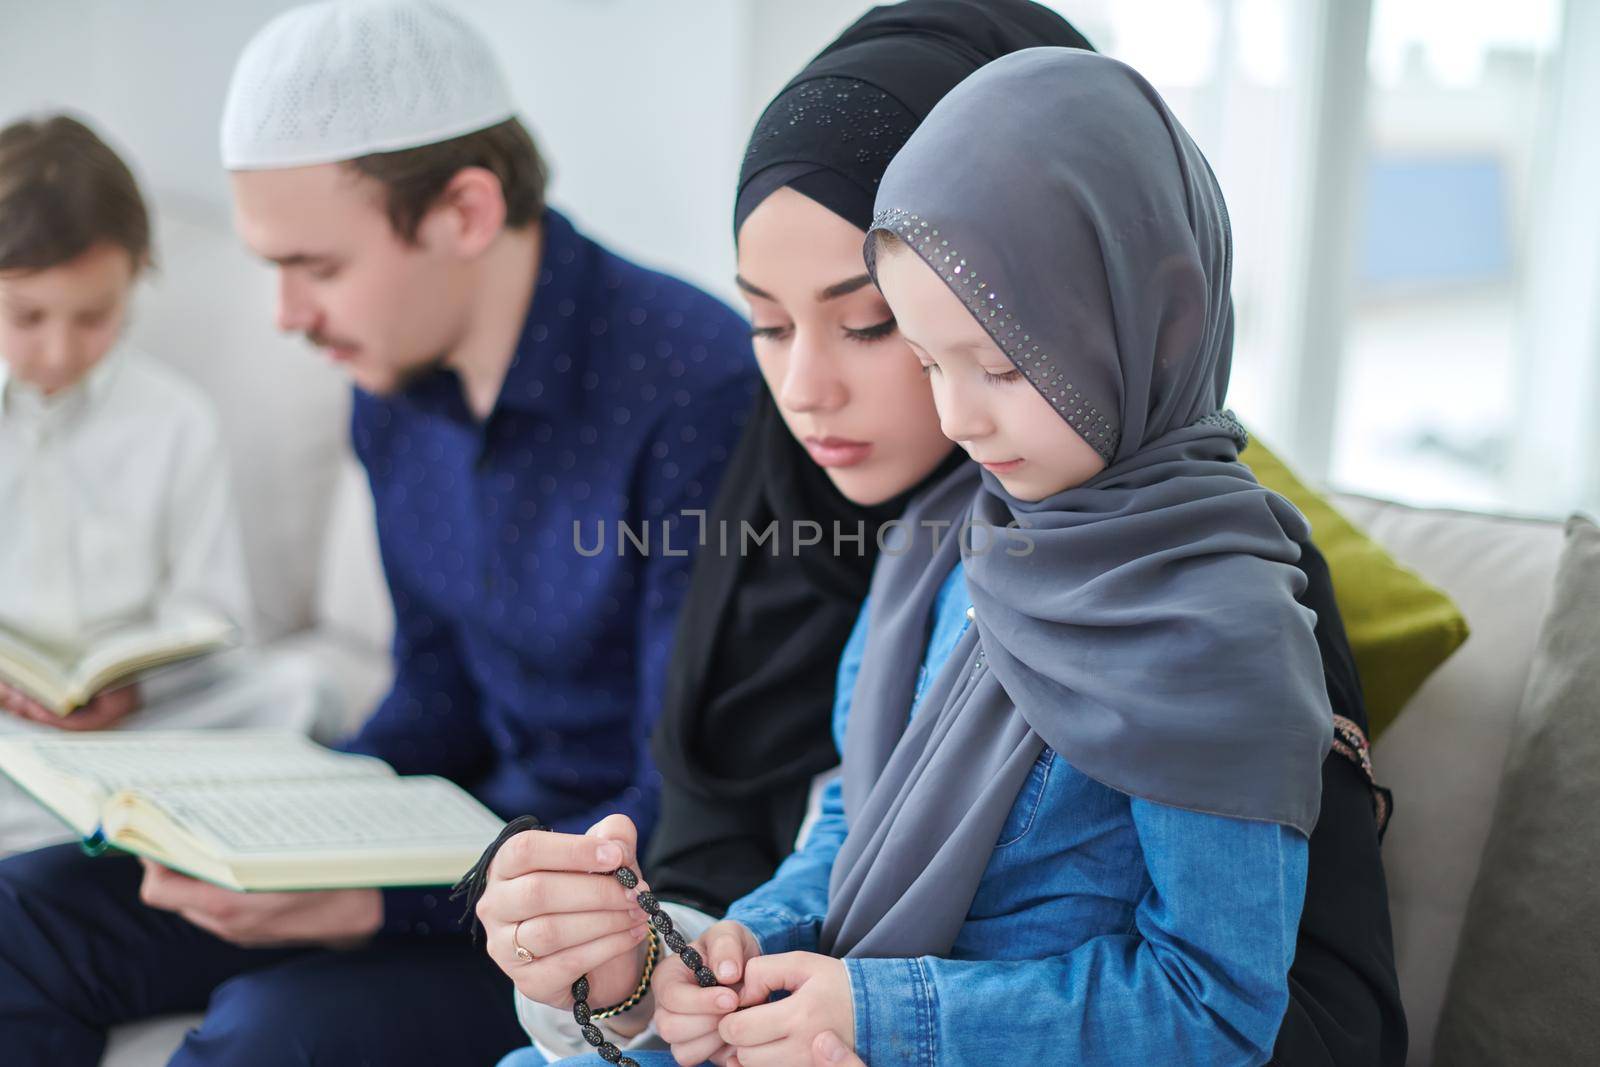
[347,117,548,244]
[0,114,152,273]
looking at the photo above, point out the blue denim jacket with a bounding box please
[724,561,1309,1066]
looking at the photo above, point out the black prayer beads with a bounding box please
[450,817,722,1064]
[567,864,722,1064]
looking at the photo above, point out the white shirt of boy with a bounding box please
[0,344,341,854]
[0,343,250,649]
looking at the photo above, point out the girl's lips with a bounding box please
[804,436,873,468]
[980,458,1025,474]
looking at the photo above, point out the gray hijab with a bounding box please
[823,48,1332,960]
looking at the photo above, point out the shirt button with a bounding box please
[965,606,976,621]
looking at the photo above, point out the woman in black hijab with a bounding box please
[646,0,1093,921]
[480,5,1403,1064]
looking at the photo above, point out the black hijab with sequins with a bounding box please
[733,0,1093,237]
[646,1,1093,915]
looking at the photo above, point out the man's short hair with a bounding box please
[348,117,548,243]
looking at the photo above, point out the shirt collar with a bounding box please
[495,207,587,418]
[0,345,124,427]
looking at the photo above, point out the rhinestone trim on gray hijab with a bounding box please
[820,48,1333,960]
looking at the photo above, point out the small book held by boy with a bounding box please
[0,607,237,718]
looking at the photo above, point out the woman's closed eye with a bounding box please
[750,318,899,344]
[843,316,897,343]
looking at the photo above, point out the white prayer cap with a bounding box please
[221,0,516,170]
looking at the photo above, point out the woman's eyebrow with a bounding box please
[816,273,873,301]
[733,273,875,303]
[733,274,774,300]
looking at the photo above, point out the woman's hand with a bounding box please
[656,919,761,1066]
[717,952,855,1067]
[476,813,651,1012]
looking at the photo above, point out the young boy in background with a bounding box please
[0,114,339,852]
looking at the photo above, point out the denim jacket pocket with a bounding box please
[994,748,1056,849]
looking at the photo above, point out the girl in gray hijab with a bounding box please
[652,48,1333,1066]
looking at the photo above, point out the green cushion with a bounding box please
[1242,437,1469,738]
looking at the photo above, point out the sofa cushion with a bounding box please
[102,1015,201,1067]
[1334,494,1565,1066]
[129,206,353,642]
[1244,439,1469,738]
[1432,516,1600,1064]
[314,454,394,659]
[268,626,394,737]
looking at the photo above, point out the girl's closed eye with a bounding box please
[983,367,1024,385]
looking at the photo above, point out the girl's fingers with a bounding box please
[813,1030,864,1065]
[668,1031,730,1067]
[702,924,754,984]
[655,968,739,1015]
[734,952,815,1007]
[655,1010,727,1045]
[718,1000,790,1048]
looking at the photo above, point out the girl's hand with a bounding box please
[655,920,761,1066]
[476,813,651,1012]
[718,951,854,1067]
[812,1030,866,1066]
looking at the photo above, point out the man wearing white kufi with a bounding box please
[0,3,757,1064]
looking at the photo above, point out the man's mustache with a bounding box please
[304,330,358,351]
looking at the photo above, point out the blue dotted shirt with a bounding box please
[340,209,758,933]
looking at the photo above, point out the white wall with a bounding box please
[0,0,752,301]
[4,0,1593,518]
